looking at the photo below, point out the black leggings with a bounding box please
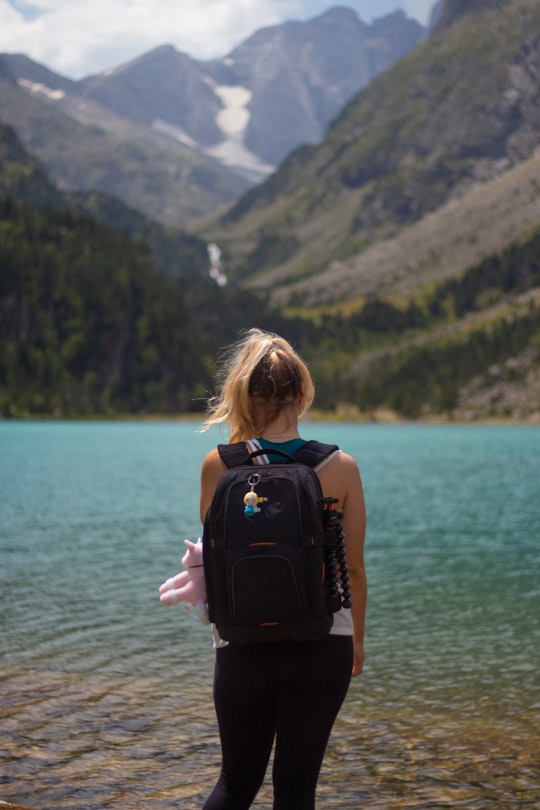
[202,634,353,810]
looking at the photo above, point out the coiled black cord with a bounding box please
[323,498,352,610]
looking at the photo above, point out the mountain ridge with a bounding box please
[0,59,249,227]
[202,0,540,294]
[1,6,425,196]
[434,0,507,31]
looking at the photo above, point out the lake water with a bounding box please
[1,421,539,809]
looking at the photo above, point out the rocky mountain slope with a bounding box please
[204,0,540,299]
[250,149,540,308]
[198,8,424,169]
[0,61,248,228]
[0,120,213,283]
[0,6,424,216]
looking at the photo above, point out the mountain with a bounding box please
[198,8,425,168]
[0,125,288,417]
[0,53,78,94]
[0,58,249,227]
[1,6,425,200]
[0,119,215,285]
[202,0,540,298]
[427,1,444,30]
[80,46,224,148]
[0,121,64,208]
[2,1,539,422]
[1,113,539,421]
[434,0,507,31]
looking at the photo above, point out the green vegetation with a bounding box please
[0,198,289,417]
[1,187,539,419]
[0,199,200,415]
[290,228,540,416]
[345,306,539,418]
[0,123,283,417]
[242,230,301,275]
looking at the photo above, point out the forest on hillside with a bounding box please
[0,198,285,416]
[1,196,539,419]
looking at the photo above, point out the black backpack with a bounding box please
[203,440,349,643]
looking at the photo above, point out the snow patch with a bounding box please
[206,138,274,181]
[214,84,251,138]
[151,119,199,149]
[206,82,274,180]
[147,78,274,181]
[18,79,64,101]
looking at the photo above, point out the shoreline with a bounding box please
[1,411,539,426]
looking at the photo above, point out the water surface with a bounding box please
[1,422,539,808]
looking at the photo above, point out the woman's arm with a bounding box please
[200,449,227,523]
[319,452,367,676]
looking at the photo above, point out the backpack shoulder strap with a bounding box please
[293,440,340,470]
[218,440,339,470]
[217,442,252,468]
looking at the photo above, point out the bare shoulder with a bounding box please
[334,449,360,471]
[200,447,228,488]
[200,448,228,522]
[317,449,363,502]
[201,447,223,470]
[322,449,361,478]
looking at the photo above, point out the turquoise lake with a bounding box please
[1,421,539,809]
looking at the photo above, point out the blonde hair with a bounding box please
[202,328,315,442]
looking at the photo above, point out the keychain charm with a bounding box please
[243,473,266,515]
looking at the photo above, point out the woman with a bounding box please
[200,328,367,810]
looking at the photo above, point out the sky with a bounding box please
[0,0,436,80]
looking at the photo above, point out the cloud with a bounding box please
[1,0,285,77]
[0,0,436,79]
[8,0,41,21]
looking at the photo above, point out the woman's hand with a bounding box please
[352,641,365,676]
